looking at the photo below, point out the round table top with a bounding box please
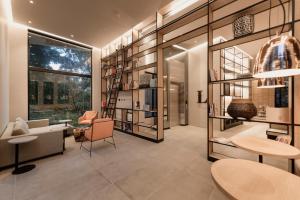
[58,119,72,123]
[8,136,38,144]
[211,159,300,200]
[231,136,300,159]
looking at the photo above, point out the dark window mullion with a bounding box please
[29,66,92,78]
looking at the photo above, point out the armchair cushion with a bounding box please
[79,111,98,125]
[84,118,113,141]
[85,111,97,119]
[80,120,93,125]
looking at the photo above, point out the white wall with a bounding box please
[0,19,10,132]
[188,43,207,128]
[8,24,28,121]
[92,48,101,113]
[7,24,102,121]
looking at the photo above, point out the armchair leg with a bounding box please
[80,139,83,150]
[112,136,116,150]
[89,141,92,157]
[103,136,117,150]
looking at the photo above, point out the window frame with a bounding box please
[27,30,93,122]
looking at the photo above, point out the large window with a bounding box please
[28,32,92,125]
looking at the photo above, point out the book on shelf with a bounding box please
[209,68,218,82]
[127,48,132,57]
[209,103,215,117]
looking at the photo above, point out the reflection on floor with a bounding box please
[0,126,229,200]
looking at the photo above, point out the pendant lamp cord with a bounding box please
[268,0,272,39]
[278,0,286,35]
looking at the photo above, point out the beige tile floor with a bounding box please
[0,125,229,200]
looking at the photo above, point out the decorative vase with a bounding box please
[227,99,257,120]
[233,14,254,38]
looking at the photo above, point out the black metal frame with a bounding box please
[27,30,93,121]
[206,0,298,172]
[101,24,162,143]
[80,125,116,157]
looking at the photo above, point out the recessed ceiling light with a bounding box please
[172,44,187,51]
[29,0,34,4]
[70,34,74,38]
[28,20,32,24]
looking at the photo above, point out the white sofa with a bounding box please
[0,119,65,169]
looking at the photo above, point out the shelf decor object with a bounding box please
[197,90,207,103]
[257,77,286,88]
[253,0,300,78]
[227,99,257,120]
[233,14,254,38]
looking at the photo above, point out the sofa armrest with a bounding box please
[0,129,64,167]
[27,119,49,128]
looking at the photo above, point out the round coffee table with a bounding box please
[231,136,300,164]
[211,159,300,200]
[8,136,38,175]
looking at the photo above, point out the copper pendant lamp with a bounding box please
[253,35,300,78]
[253,0,300,79]
[257,77,286,88]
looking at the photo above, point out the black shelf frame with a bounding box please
[101,24,162,143]
[206,0,297,169]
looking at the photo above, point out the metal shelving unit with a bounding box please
[207,0,297,171]
[100,18,164,143]
[100,0,299,165]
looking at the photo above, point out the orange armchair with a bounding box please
[80,118,115,156]
[78,111,98,125]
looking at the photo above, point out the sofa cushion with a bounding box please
[12,120,30,136]
[16,117,29,130]
[29,124,65,135]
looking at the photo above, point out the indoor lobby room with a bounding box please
[1,0,300,199]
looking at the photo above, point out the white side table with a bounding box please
[8,136,38,175]
[58,119,72,127]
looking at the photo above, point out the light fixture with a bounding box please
[29,0,34,4]
[3,0,13,22]
[167,0,198,17]
[253,0,300,78]
[253,34,300,78]
[28,20,32,24]
[172,44,187,51]
[257,77,286,89]
[70,34,74,38]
